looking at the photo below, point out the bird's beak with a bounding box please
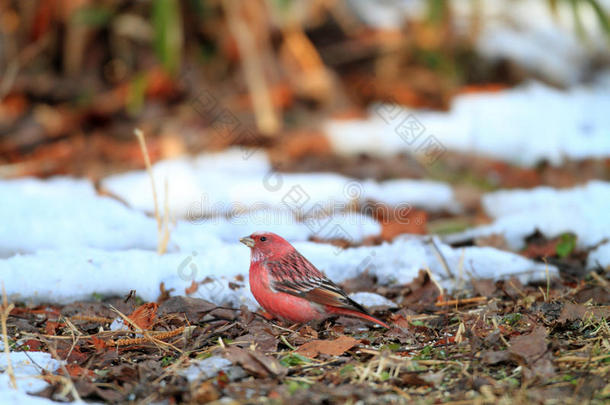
[239,236,255,248]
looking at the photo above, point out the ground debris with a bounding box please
[6,268,610,404]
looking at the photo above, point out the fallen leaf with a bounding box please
[157,296,216,322]
[296,335,359,358]
[557,302,587,323]
[90,336,107,351]
[558,302,610,323]
[224,346,286,378]
[401,372,431,386]
[192,381,220,402]
[277,130,331,160]
[185,280,199,295]
[379,209,427,240]
[509,326,547,362]
[401,270,441,308]
[65,364,95,379]
[45,321,60,335]
[128,302,158,330]
[481,350,511,365]
[471,278,496,297]
[475,234,509,250]
[21,339,43,351]
[521,239,559,259]
[234,326,278,353]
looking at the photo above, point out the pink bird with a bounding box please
[240,232,389,328]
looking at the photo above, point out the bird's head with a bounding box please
[239,231,293,261]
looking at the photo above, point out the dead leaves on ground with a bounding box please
[5,271,610,404]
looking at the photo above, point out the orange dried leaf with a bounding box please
[185,280,199,295]
[45,321,60,336]
[65,364,95,379]
[296,335,359,358]
[128,302,158,330]
[90,336,107,351]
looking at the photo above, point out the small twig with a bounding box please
[543,258,551,302]
[280,335,296,350]
[425,267,445,299]
[434,296,488,307]
[1,282,17,389]
[428,237,455,281]
[44,341,82,402]
[589,271,609,287]
[556,354,610,363]
[491,317,511,348]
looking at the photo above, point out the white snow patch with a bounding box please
[0,177,158,257]
[446,181,610,250]
[0,176,384,257]
[101,149,459,219]
[0,339,63,404]
[588,242,610,270]
[180,356,244,382]
[349,292,397,308]
[0,237,556,307]
[326,81,610,167]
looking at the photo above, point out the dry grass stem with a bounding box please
[134,128,170,254]
[1,282,16,389]
[222,0,279,135]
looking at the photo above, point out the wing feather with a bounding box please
[265,250,369,314]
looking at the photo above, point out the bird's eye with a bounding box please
[260,236,267,242]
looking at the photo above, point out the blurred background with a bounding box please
[1,0,609,183]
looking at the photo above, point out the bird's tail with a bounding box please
[327,306,390,329]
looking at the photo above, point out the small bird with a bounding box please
[240,231,389,328]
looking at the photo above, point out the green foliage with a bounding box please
[414,345,434,360]
[91,292,104,302]
[280,353,312,367]
[503,313,522,326]
[379,371,391,381]
[160,356,175,367]
[152,0,183,75]
[286,380,310,394]
[339,364,355,376]
[71,6,113,27]
[586,0,610,38]
[554,0,610,41]
[380,343,401,352]
[426,0,446,24]
[127,73,148,116]
[556,233,577,258]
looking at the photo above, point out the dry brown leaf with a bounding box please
[509,326,547,362]
[558,302,610,323]
[185,280,199,295]
[296,335,359,358]
[224,346,286,378]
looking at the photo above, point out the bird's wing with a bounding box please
[265,250,369,314]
